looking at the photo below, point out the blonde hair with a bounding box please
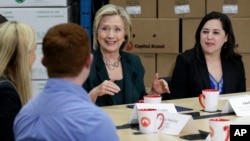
[93,4,132,50]
[0,21,36,105]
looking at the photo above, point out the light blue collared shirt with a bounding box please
[14,78,119,141]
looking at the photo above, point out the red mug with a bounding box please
[138,108,165,133]
[209,118,230,141]
[138,94,162,104]
[198,89,219,112]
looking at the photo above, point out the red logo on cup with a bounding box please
[140,117,151,127]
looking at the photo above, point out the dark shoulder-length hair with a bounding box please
[193,11,240,60]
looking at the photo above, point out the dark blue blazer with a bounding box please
[170,48,246,99]
[83,49,147,106]
[0,78,21,141]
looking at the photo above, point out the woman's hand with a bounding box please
[151,73,170,94]
[95,80,120,96]
[89,80,121,103]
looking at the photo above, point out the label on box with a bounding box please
[126,6,141,15]
[174,0,190,14]
[223,5,238,14]
[175,5,190,14]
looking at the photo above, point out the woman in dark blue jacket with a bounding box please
[170,11,246,99]
[83,4,170,106]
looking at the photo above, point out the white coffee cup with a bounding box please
[198,89,219,112]
[209,118,230,141]
[137,108,164,134]
[143,94,162,104]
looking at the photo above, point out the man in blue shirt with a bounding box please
[14,23,119,141]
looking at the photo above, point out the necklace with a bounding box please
[103,56,121,70]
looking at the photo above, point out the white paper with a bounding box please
[159,112,199,135]
[128,103,177,124]
[221,95,250,116]
[221,101,234,114]
[229,96,250,116]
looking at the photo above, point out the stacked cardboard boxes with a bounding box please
[0,0,78,97]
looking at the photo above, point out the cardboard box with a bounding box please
[182,18,201,52]
[31,44,48,79]
[109,0,157,18]
[207,0,250,18]
[0,0,76,7]
[156,53,178,78]
[125,18,179,53]
[137,53,156,88]
[0,4,78,43]
[241,53,250,91]
[231,18,250,53]
[158,0,206,18]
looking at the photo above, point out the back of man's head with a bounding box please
[42,23,91,78]
[0,14,8,24]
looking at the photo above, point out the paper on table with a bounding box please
[221,95,250,116]
[229,96,250,116]
[220,93,249,114]
[128,103,199,135]
[221,101,234,114]
[126,104,193,112]
[159,112,199,135]
[128,103,177,124]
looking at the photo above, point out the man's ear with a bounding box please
[41,57,46,67]
[85,54,93,68]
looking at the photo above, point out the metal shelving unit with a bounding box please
[79,0,92,38]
